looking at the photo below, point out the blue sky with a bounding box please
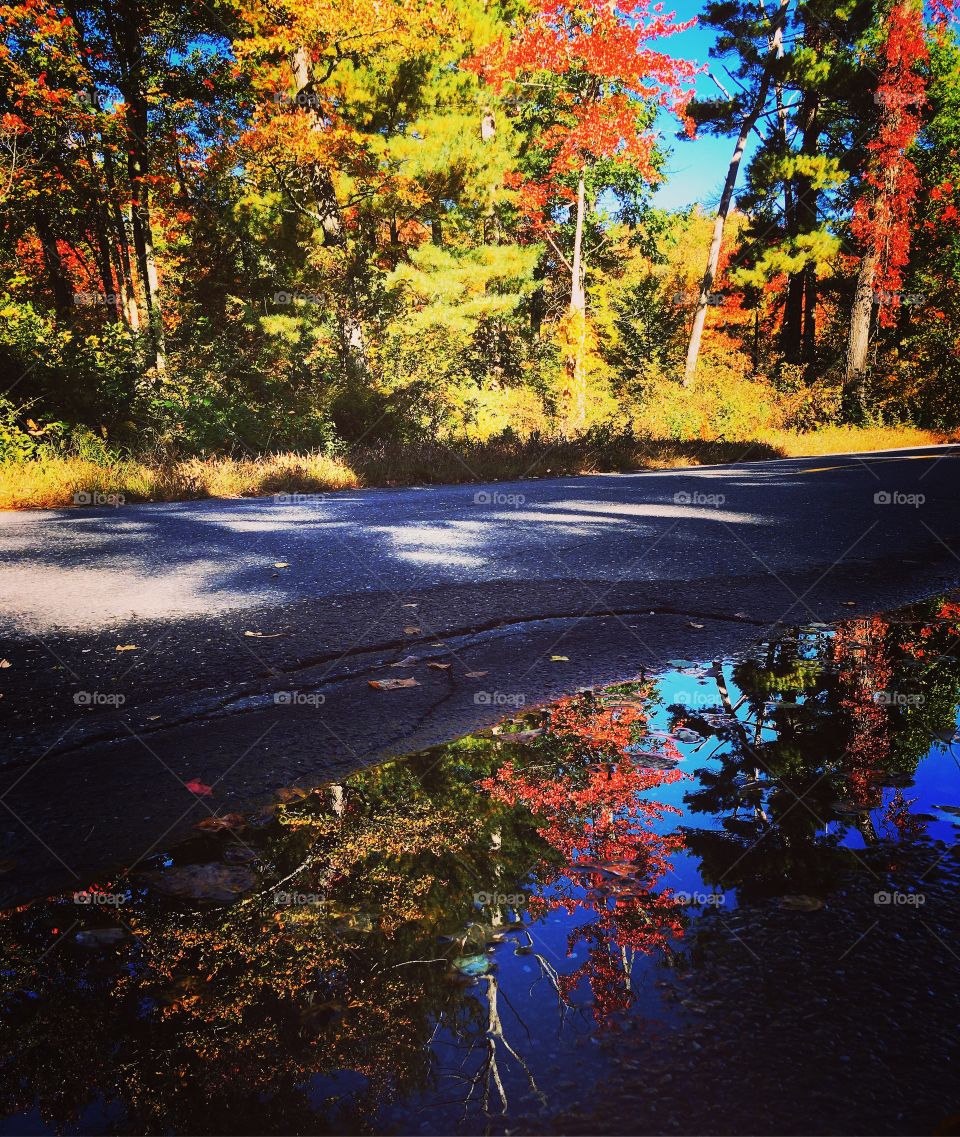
[648,0,760,211]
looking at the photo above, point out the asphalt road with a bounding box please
[2,443,960,903]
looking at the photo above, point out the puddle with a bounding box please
[2,597,960,1135]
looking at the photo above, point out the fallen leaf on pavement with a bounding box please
[273,562,289,568]
[244,630,286,638]
[0,659,10,668]
[115,645,138,652]
[687,622,705,630]
[403,626,421,635]
[551,655,569,662]
[465,671,488,678]
[428,662,451,671]
[390,655,419,667]
[369,677,419,691]
[185,779,213,796]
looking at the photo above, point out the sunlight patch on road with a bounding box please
[537,499,771,525]
[0,562,258,630]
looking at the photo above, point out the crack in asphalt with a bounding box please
[6,603,763,767]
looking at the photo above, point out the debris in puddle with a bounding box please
[145,863,258,902]
[194,814,245,832]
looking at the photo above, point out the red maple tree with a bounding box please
[851,1,928,326]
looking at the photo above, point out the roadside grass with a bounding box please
[763,424,945,458]
[0,425,947,510]
[0,453,359,511]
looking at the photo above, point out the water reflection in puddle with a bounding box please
[2,599,960,1135]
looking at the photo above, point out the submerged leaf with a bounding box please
[452,953,491,977]
[75,928,127,947]
[194,813,245,832]
[778,895,824,912]
[147,863,258,903]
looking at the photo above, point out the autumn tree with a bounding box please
[896,23,960,425]
[682,0,790,384]
[845,0,928,402]
[468,0,697,423]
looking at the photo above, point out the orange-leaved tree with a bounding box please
[467,0,697,422]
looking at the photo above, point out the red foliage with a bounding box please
[466,0,698,230]
[926,179,960,231]
[481,692,687,1025]
[851,2,928,326]
[882,788,926,841]
[832,617,892,807]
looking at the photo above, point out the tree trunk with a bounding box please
[91,217,121,322]
[110,0,166,371]
[116,205,141,331]
[36,220,73,317]
[69,3,141,332]
[845,248,876,416]
[782,270,805,362]
[289,46,347,247]
[570,171,587,315]
[781,33,820,366]
[802,263,817,364]
[568,171,588,427]
[126,135,166,370]
[683,0,786,386]
[288,44,365,372]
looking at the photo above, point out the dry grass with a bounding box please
[0,425,949,510]
[0,453,359,511]
[764,425,945,458]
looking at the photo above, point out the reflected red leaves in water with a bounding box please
[481,691,688,1026]
[833,617,892,809]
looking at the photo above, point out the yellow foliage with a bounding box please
[461,384,551,441]
[633,360,787,442]
[551,311,623,434]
